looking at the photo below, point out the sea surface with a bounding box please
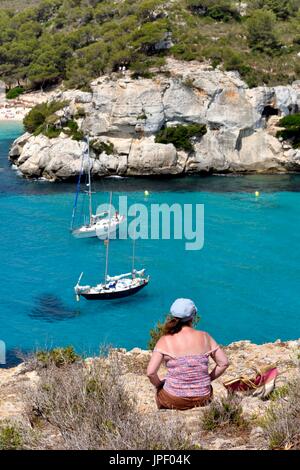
[1,121,300,366]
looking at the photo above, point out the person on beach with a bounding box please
[147,298,229,410]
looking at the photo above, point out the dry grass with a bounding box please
[119,353,150,376]
[262,375,300,450]
[24,352,196,450]
[201,394,248,432]
[0,421,23,450]
[0,420,38,450]
[19,346,81,371]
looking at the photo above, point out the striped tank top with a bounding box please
[155,348,218,398]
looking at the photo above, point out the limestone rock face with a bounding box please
[9,58,300,180]
[11,135,84,179]
[127,138,179,175]
[236,131,285,172]
[206,87,260,130]
[163,79,207,124]
[274,85,299,115]
[87,77,165,136]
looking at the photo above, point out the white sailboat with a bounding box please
[70,137,125,239]
[74,193,149,301]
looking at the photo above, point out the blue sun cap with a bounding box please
[170,298,197,322]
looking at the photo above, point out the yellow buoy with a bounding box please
[255,191,260,197]
[144,190,149,197]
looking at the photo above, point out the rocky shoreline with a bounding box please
[7,59,300,180]
[0,338,299,450]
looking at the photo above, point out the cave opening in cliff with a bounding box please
[262,106,279,120]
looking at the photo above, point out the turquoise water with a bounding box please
[1,122,300,365]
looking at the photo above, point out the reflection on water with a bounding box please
[2,172,300,197]
[30,294,80,323]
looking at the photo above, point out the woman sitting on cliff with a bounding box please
[147,298,229,410]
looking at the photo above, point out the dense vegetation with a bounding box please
[1,0,300,91]
[24,100,67,133]
[5,85,24,99]
[23,99,85,139]
[276,113,300,148]
[155,123,207,151]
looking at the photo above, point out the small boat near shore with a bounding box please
[70,136,125,239]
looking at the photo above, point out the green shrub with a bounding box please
[23,101,84,140]
[35,346,80,368]
[131,19,169,54]
[187,0,240,22]
[148,319,166,350]
[0,424,23,450]
[155,123,207,152]
[43,125,61,139]
[75,106,86,118]
[270,384,290,401]
[6,86,25,99]
[223,49,249,73]
[246,9,281,53]
[90,139,114,155]
[201,394,246,431]
[278,113,300,127]
[276,113,300,148]
[137,113,147,120]
[63,119,84,141]
[250,0,295,20]
[238,67,268,88]
[23,100,68,133]
[130,60,155,79]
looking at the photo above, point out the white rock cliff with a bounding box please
[9,59,300,180]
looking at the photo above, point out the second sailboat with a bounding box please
[70,137,125,239]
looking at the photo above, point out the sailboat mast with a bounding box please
[87,136,93,225]
[70,149,84,231]
[104,191,113,284]
[132,236,136,276]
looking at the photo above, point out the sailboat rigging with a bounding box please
[70,136,125,239]
[74,193,149,301]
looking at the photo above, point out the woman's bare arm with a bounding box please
[147,351,165,388]
[210,347,229,380]
[207,334,230,381]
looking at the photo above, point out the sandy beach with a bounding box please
[0,106,28,121]
[0,88,59,121]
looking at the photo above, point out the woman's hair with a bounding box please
[163,316,193,335]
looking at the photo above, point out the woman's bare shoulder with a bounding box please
[195,329,209,338]
[196,330,216,344]
[199,330,219,347]
[155,335,167,349]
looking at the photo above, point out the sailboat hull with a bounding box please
[72,216,125,239]
[80,281,148,300]
[72,224,117,239]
